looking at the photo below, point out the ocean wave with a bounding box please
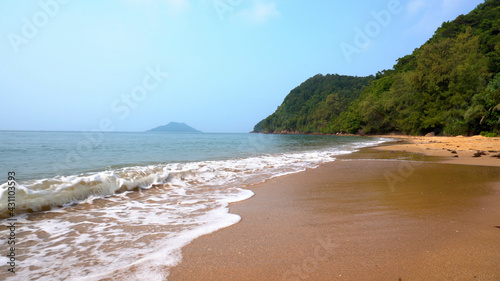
[0,138,389,218]
[0,138,389,280]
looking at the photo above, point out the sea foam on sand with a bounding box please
[0,138,389,280]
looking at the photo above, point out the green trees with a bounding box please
[255,0,500,136]
[253,74,373,133]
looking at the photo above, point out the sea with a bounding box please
[0,131,389,280]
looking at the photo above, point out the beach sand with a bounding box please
[375,135,500,167]
[169,140,500,280]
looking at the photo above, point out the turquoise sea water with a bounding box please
[1,131,378,180]
[0,131,389,280]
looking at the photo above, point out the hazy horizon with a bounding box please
[0,0,484,133]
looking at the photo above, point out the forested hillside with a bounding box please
[253,74,373,133]
[255,0,500,136]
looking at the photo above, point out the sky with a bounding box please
[0,0,486,133]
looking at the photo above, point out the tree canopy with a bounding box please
[253,74,373,133]
[254,0,500,136]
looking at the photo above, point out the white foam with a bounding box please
[2,186,253,281]
[0,137,390,280]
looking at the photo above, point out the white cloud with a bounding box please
[403,0,481,41]
[118,0,190,14]
[406,0,479,18]
[235,1,279,24]
[441,0,471,17]
[406,0,427,16]
[165,0,189,13]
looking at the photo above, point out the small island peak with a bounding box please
[148,122,201,133]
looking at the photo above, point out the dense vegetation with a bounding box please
[254,0,500,136]
[253,74,373,133]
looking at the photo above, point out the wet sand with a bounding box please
[169,148,500,281]
[375,135,500,167]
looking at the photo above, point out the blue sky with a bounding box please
[0,0,485,133]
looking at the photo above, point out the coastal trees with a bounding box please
[340,27,493,136]
[254,74,373,133]
[254,0,500,136]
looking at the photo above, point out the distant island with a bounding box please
[148,122,201,133]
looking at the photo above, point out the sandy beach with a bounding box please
[169,137,500,281]
[375,135,500,167]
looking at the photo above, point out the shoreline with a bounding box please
[374,135,500,167]
[168,139,500,280]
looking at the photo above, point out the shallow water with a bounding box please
[0,131,389,280]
